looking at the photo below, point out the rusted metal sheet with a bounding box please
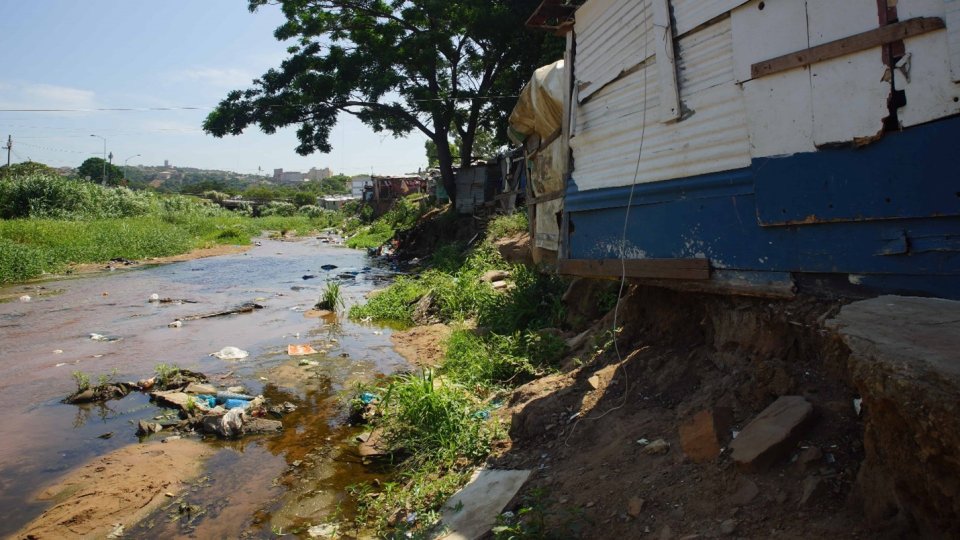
[671,0,751,36]
[570,16,750,192]
[574,0,654,102]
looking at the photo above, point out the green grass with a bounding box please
[486,211,529,240]
[316,280,346,311]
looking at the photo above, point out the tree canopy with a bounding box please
[78,157,124,185]
[203,0,562,201]
[0,161,58,179]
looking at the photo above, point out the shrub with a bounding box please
[260,201,297,217]
[487,211,528,240]
[298,204,325,218]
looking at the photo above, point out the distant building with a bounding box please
[164,159,170,168]
[306,167,334,181]
[350,175,372,198]
[273,168,284,182]
[281,171,304,183]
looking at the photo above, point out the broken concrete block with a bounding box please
[729,395,813,472]
[184,382,217,395]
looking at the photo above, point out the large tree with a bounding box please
[203,0,561,202]
[77,157,124,185]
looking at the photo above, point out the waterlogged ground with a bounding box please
[0,237,409,538]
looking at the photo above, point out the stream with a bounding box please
[0,237,408,538]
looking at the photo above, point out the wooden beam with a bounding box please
[557,258,711,281]
[652,0,682,122]
[751,17,945,79]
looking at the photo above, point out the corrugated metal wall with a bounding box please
[570,16,750,192]
[574,0,653,102]
[672,0,750,36]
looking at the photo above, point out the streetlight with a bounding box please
[123,154,140,184]
[90,134,106,184]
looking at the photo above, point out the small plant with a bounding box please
[184,395,197,413]
[96,368,118,388]
[154,363,180,388]
[316,279,345,311]
[72,370,90,393]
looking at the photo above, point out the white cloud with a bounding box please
[0,82,97,110]
[172,67,254,89]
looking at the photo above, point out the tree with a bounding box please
[425,129,500,168]
[203,0,561,202]
[0,161,58,179]
[77,157,124,185]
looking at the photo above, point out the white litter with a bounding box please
[210,346,249,360]
[853,398,863,417]
[168,320,182,328]
[149,293,160,302]
[53,349,63,354]
[19,295,31,302]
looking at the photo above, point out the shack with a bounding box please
[513,0,960,299]
[367,174,426,216]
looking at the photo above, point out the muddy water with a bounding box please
[0,238,408,538]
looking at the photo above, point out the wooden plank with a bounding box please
[948,0,960,82]
[652,0,682,122]
[529,190,564,205]
[557,258,711,280]
[751,17,945,79]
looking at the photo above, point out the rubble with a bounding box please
[729,396,813,472]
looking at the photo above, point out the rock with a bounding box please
[227,386,246,394]
[151,391,193,411]
[799,475,828,508]
[243,417,283,435]
[729,396,814,472]
[795,446,823,472]
[307,523,337,538]
[726,477,759,506]
[358,428,389,457]
[679,408,731,463]
[137,420,163,436]
[627,496,645,517]
[719,518,738,535]
[587,375,601,390]
[411,292,438,325]
[828,295,960,535]
[184,383,217,395]
[491,280,509,290]
[480,269,510,283]
[643,439,670,455]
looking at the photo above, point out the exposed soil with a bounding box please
[483,285,875,539]
[63,244,253,277]
[390,323,452,367]
[16,439,214,539]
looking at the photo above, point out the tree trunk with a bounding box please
[434,133,457,204]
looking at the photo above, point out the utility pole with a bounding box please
[3,135,10,168]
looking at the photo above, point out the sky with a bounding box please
[0,0,429,176]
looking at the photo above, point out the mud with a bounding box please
[390,323,452,367]
[16,439,214,539]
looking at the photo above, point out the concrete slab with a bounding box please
[435,468,531,540]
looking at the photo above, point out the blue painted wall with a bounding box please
[563,115,960,299]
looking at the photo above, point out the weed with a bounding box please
[316,280,346,311]
[492,487,550,539]
[154,363,180,387]
[72,371,90,393]
[486,212,528,241]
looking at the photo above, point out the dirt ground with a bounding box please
[390,323,452,367]
[67,244,253,275]
[17,439,214,539]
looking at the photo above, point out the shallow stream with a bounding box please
[0,237,407,537]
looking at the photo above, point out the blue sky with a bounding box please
[0,0,428,175]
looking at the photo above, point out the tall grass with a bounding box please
[0,173,349,283]
[345,195,426,249]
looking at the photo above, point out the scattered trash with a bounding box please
[106,523,124,539]
[731,430,740,439]
[98,432,113,439]
[210,346,249,360]
[359,392,379,405]
[853,397,863,416]
[224,398,252,410]
[320,264,338,271]
[216,390,254,403]
[183,302,263,321]
[19,295,31,302]
[288,344,317,356]
[89,333,122,342]
[302,275,317,280]
[299,359,319,367]
[474,410,491,420]
[168,320,182,328]
[149,293,160,302]
[636,438,650,446]
[307,523,338,538]
[53,349,63,354]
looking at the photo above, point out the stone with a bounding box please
[828,295,960,535]
[358,428,389,457]
[679,408,731,463]
[184,382,217,395]
[729,396,814,472]
[151,391,193,411]
[719,518,738,536]
[243,417,283,435]
[795,446,823,472]
[307,523,337,538]
[643,439,671,455]
[137,420,162,436]
[411,292,438,325]
[587,375,601,390]
[726,477,759,507]
[799,475,828,508]
[627,496,645,517]
[480,269,510,283]
[491,280,509,290]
